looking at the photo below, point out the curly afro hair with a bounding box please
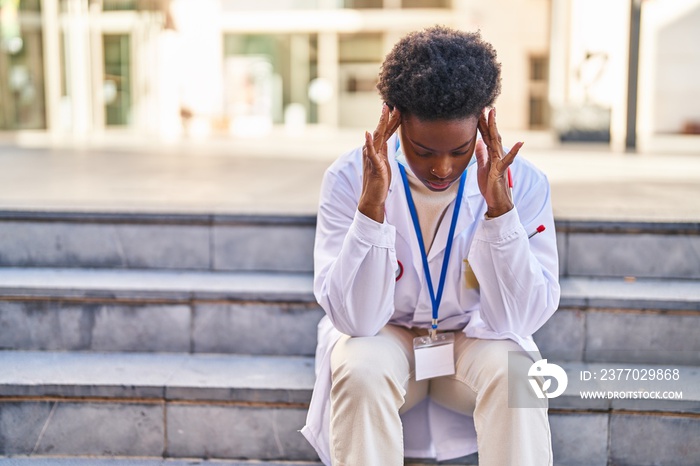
[377,26,501,121]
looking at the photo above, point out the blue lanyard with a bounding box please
[398,163,466,335]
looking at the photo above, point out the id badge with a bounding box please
[413,332,455,381]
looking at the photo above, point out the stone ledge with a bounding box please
[0,210,317,227]
[0,269,698,312]
[0,352,314,403]
[0,458,481,466]
[1,352,698,414]
[558,276,700,311]
[555,219,700,235]
[0,460,324,466]
[0,268,315,303]
[2,209,698,233]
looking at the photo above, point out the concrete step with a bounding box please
[0,457,481,466]
[0,212,315,273]
[0,458,477,466]
[556,220,700,279]
[536,276,700,365]
[1,268,699,364]
[0,268,320,357]
[0,458,479,466]
[0,352,315,461]
[0,351,698,465]
[1,211,699,279]
[0,460,325,466]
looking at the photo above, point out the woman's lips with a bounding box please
[426,180,453,191]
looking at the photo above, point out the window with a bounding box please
[224,34,317,124]
[530,55,548,82]
[344,0,383,7]
[402,0,449,8]
[528,55,549,129]
[529,96,547,128]
[19,0,41,11]
[0,0,46,129]
[102,0,162,11]
[339,33,383,64]
[103,34,131,125]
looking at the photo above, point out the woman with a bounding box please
[301,26,560,466]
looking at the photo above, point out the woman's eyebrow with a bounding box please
[409,137,473,152]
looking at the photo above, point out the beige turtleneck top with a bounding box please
[404,166,460,252]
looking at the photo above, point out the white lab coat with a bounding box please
[301,134,560,465]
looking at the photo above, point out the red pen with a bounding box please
[507,167,513,200]
[528,225,546,238]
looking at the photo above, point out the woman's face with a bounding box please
[398,114,479,192]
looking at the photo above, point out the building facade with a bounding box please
[549,0,700,151]
[0,0,551,138]
[1,0,697,151]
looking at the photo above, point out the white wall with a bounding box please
[559,0,630,148]
[169,0,224,124]
[639,0,700,136]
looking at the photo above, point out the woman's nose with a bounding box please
[430,157,453,179]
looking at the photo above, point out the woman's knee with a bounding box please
[331,334,410,397]
[457,338,529,389]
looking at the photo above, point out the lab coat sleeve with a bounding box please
[313,165,398,337]
[467,174,560,338]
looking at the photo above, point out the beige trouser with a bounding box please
[329,325,552,466]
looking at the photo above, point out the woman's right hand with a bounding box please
[358,103,401,223]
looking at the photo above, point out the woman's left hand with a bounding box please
[475,107,523,218]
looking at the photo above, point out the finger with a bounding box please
[502,141,523,168]
[380,140,388,159]
[487,108,501,144]
[477,110,490,139]
[385,108,401,142]
[373,107,401,163]
[474,139,489,169]
[373,104,390,152]
[478,109,500,158]
[362,140,370,171]
[365,131,383,169]
[373,104,401,161]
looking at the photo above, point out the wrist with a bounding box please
[486,201,514,218]
[358,198,385,223]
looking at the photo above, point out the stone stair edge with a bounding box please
[0,459,324,466]
[0,458,476,466]
[558,276,700,311]
[0,457,477,466]
[0,352,315,404]
[554,219,700,234]
[0,268,315,303]
[0,268,697,311]
[0,351,698,414]
[0,210,317,227]
[1,209,699,234]
[0,287,314,304]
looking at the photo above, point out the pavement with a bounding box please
[1,127,699,222]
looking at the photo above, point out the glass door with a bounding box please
[103,33,131,125]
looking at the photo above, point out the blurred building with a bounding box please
[550,0,700,151]
[0,0,698,151]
